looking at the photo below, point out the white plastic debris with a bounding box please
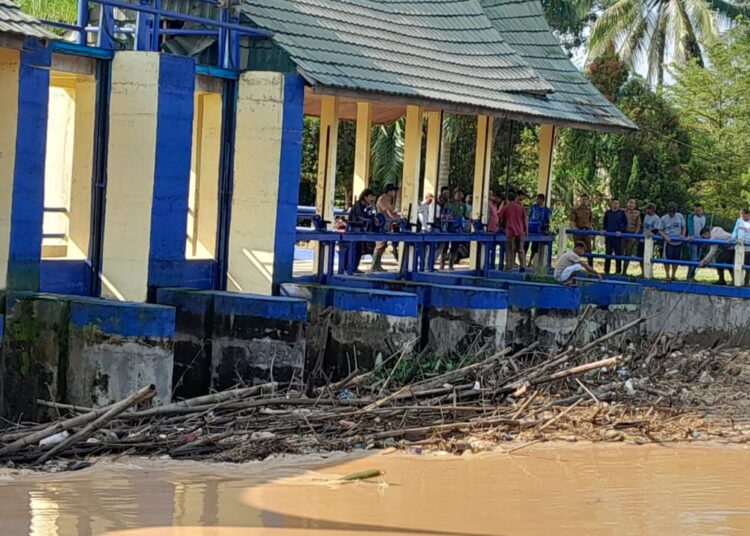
[39,431,69,448]
[624,379,636,396]
[472,381,481,391]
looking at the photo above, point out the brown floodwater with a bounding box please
[0,443,748,536]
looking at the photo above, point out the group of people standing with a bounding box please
[344,184,555,273]
[568,195,750,284]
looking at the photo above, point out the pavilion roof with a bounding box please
[0,0,54,40]
[239,0,635,132]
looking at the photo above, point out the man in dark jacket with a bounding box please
[348,189,376,273]
[602,198,628,275]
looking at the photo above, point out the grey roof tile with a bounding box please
[239,0,635,131]
[241,0,554,97]
[0,0,55,39]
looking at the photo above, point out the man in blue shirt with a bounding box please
[527,193,552,267]
[602,198,628,275]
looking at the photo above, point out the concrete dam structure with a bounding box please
[0,1,747,420]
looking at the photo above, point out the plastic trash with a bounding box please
[39,431,69,448]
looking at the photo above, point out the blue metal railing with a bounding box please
[41,0,272,70]
[565,229,749,273]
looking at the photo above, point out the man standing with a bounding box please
[602,198,628,275]
[371,183,400,272]
[661,202,686,281]
[686,203,707,280]
[417,192,435,232]
[622,198,642,275]
[527,193,552,267]
[571,194,594,258]
[499,191,527,271]
[554,241,602,285]
[642,202,665,272]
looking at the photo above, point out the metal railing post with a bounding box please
[643,234,654,279]
[77,0,89,44]
[734,240,745,287]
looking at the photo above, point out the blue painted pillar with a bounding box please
[0,39,51,291]
[226,73,304,295]
[101,52,195,302]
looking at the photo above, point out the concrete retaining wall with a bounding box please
[643,287,750,347]
[66,299,174,407]
[0,293,176,418]
[281,283,420,381]
[157,289,308,396]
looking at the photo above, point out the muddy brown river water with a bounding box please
[0,443,748,535]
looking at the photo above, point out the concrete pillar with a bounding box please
[734,240,745,287]
[643,234,654,278]
[315,95,339,226]
[227,72,304,295]
[537,124,556,201]
[401,105,423,225]
[423,111,442,198]
[352,101,372,202]
[470,115,494,270]
[101,52,195,301]
[0,40,51,291]
[67,76,96,259]
[188,91,222,259]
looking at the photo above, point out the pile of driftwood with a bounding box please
[2,316,748,468]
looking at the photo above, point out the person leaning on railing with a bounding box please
[698,225,734,285]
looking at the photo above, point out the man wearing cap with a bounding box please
[661,202,686,281]
[371,183,400,272]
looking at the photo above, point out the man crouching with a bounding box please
[554,241,602,285]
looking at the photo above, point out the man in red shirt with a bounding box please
[487,191,500,233]
[499,191,528,271]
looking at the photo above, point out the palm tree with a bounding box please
[370,119,404,192]
[588,0,748,86]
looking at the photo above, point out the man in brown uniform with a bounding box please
[570,194,593,258]
[622,198,642,275]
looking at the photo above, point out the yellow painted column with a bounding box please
[537,123,556,200]
[352,101,372,201]
[0,48,21,289]
[67,75,96,259]
[423,111,442,198]
[470,115,494,270]
[315,95,339,226]
[101,53,160,301]
[187,92,221,259]
[400,105,423,225]
[227,72,304,295]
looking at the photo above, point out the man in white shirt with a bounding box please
[698,226,734,285]
[554,242,602,285]
[417,193,435,232]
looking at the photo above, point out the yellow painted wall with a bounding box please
[67,75,96,259]
[537,123,556,200]
[423,111,442,197]
[227,71,284,295]
[187,91,221,259]
[0,47,20,289]
[101,52,160,301]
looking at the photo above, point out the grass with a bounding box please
[19,0,78,23]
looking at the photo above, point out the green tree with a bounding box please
[588,0,748,86]
[669,19,750,221]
